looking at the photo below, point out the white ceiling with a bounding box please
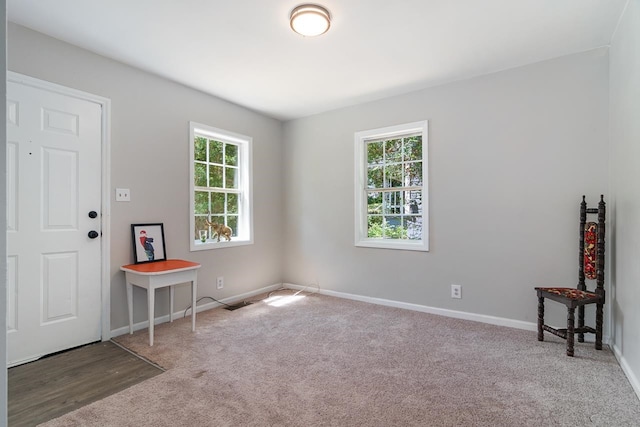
[7,0,627,121]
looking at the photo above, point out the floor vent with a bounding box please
[224,301,253,311]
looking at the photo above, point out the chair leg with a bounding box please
[567,307,575,357]
[595,303,603,350]
[537,297,544,341]
[577,305,585,343]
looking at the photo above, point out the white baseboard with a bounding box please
[284,283,539,331]
[110,282,283,337]
[612,343,640,401]
[283,283,612,345]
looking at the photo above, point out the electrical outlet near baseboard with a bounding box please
[451,284,462,299]
[217,276,224,290]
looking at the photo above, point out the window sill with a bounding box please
[190,239,253,251]
[355,238,428,252]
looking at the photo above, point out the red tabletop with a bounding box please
[120,259,201,274]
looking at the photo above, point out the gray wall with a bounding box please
[7,23,285,330]
[610,0,640,396]
[283,49,610,329]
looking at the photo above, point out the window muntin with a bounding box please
[355,121,428,251]
[190,122,253,250]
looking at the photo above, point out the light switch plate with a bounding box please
[115,188,130,202]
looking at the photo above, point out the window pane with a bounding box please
[227,193,238,214]
[367,141,383,165]
[403,136,422,161]
[225,144,238,166]
[209,139,223,164]
[194,137,207,161]
[383,191,403,214]
[385,164,403,188]
[195,216,209,241]
[405,216,423,240]
[384,216,406,239]
[406,161,422,186]
[404,190,422,214]
[225,167,237,189]
[367,215,383,238]
[385,139,403,163]
[367,166,383,189]
[194,191,209,214]
[210,216,225,227]
[211,192,225,214]
[227,216,238,236]
[367,192,382,214]
[209,165,223,188]
[194,163,207,187]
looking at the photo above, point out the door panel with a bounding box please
[7,81,103,366]
[42,252,78,323]
[43,148,78,229]
[6,141,17,231]
[6,256,17,333]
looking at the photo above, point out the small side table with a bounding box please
[121,259,201,346]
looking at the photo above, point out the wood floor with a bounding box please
[8,341,163,426]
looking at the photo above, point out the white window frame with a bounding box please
[189,121,253,251]
[354,120,429,251]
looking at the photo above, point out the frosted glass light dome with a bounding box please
[290,4,331,37]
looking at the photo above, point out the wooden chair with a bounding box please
[535,195,605,356]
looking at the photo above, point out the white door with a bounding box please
[7,80,103,366]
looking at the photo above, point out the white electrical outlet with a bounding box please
[217,276,224,289]
[115,188,130,202]
[451,284,462,299]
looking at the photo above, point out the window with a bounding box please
[354,121,428,251]
[189,122,253,251]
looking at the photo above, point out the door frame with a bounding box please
[8,71,112,342]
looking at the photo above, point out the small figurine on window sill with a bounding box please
[205,220,232,242]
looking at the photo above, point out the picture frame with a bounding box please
[131,223,167,264]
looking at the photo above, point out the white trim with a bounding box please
[284,283,536,330]
[110,282,282,337]
[1,13,7,420]
[6,72,112,342]
[189,121,254,251]
[612,343,640,401]
[354,120,429,252]
[283,283,613,345]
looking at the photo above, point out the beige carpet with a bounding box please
[41,291,640,426]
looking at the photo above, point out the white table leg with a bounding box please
[148,286,155,346]
[126,281,134,335]
[191,278,197,332]
[169,285,174,323]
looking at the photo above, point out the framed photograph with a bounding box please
[131,223,167,264]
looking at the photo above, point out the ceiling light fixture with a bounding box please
[290,4,331,37]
